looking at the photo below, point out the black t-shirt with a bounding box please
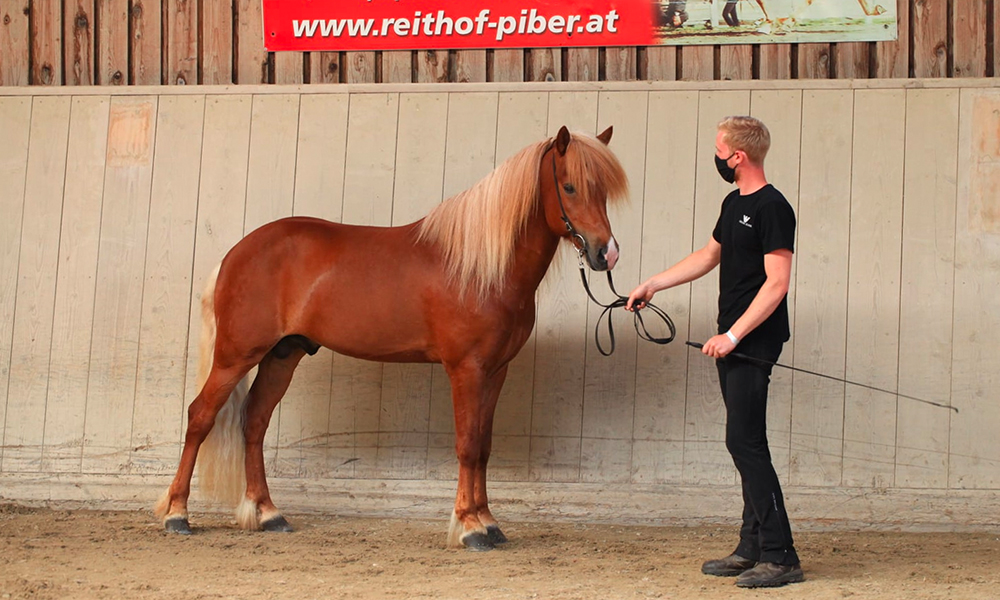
[711,184,796,343]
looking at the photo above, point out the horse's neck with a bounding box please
[506,204,561,296]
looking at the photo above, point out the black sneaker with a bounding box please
[735,562,805,588]
[701,553,757,576]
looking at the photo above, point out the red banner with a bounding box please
[263,0,660,52]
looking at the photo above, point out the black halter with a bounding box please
[549,150,676,356]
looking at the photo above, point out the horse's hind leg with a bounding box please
[156,364,250,533]
[475,365,509,545]
[238,344,309,532]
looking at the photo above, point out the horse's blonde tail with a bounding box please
[194,264,249,509]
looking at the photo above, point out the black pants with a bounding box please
[716,336,799,566]
[723,0,740,26]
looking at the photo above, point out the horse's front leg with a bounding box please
[446,365,493,551]
[475,365,509,545]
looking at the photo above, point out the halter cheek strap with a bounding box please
[550,151,589,263]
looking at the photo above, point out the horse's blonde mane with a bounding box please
[417,131,629,300]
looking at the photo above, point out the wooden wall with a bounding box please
[0,0,996,86]
[1,80,999,526]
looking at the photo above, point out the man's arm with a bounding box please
[700,248,792,358]
[626,236,721,310]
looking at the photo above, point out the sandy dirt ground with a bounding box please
[1,503,998,600]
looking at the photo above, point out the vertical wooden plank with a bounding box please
[0,0,29,85]
[953,0,987,78]
[426,91,500,481]
[950,89,1000,488]
[0,97,34,471]
[605,47,637,81]
[642,47,677,80]
[165,0,197,84]
[580,91,647,484]
[995,0,1000,78]
[274,53,304,84]
[97,0,129,84]
[241,94,301,475]
[343,52,376,83]
[487,91,547,482]
[132,0,162,85]
[720,46,752,80]
[566,48,599,81]
[842,89,905,488]
[236,0,268,84]
[453,50,486,82]
[759,45,792,80]
[797,43,831,79]
[526,48,561,81]
[309,52,341,84]
[183,95,251,457]
[415,50,448,82]
[750,89,803,484]
[376,92,448,479]
[287,94,349,477]
[491,50,524,82]
[3,97,70,473]
[41,96,109,474]
[835,43,871,78]
[895,88,957,488]
[680,46,714,81]
[911,0,947,77]
[631,90,698,485]
[340,93,399,478]
[31,0,62,85]
[528,91,597,483]
[876,0,909,78]
[202,0,234,84]
[82,97,157,474]
[789,90,853,488]
[383,51,413,83]
[64,0,95,85]
[682,90,750,486]
[129,95,203,474]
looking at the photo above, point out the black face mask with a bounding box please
[715,152,737,183]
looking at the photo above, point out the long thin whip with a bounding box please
[685,341,958,413]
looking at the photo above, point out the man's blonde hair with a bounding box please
[718,116,770,164]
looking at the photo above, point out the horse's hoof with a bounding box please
[486,525,508,545]
[462,532,495,552]
[261,515,293,533]
[164,517,192,535]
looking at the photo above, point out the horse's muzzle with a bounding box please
[588,237,619,271]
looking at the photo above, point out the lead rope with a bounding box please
[575,253,676,356]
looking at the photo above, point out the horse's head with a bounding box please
[542,126,629,271]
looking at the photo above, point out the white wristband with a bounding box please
[725,330,739,345]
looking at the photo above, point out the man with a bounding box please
[662,0,689,28]
[627,116,803,589]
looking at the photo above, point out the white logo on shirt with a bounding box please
[739,214,752,228]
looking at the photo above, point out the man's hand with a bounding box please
[626,283,654,311]
[701,333,737,358]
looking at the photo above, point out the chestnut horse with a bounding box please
[154,125,628,550]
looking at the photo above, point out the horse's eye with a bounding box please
[562,183,576,194]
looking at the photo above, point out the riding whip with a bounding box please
[685,341,958,413]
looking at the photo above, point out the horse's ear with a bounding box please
[555,126,571,156]
[597,126,613,145]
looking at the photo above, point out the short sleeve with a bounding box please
[757,199,795,254]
